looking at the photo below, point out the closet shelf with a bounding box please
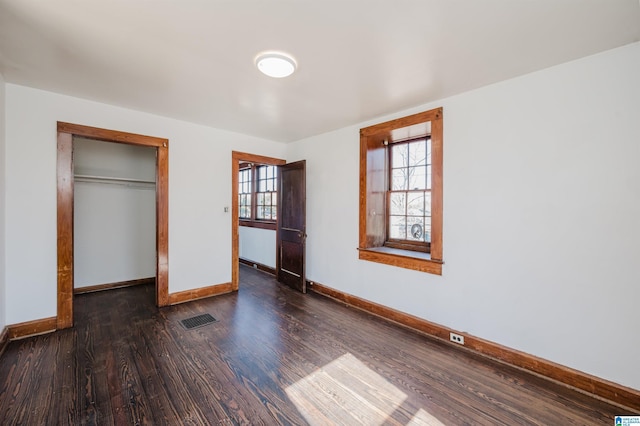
[74,174,156,187]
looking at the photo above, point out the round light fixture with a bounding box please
[255,52,297,78]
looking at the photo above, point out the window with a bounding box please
[358,107,443,275]
[256,165,277,220]
[239,163,278,229]
[387,136,432,252]
[239,167,252,219]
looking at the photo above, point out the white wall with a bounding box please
[73,138,156,288]
[287,42,640,390]
[239,226,276,268]
[74,137,157,181]
[0,73,6,331]
[4,84,286,324]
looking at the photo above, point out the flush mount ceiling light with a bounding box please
[255,52,297,78]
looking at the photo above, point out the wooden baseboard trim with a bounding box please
[168,282,234,305]
[7,317,58,341]
[0,327,9,357]
[309,281,640,412]
[239,258,276,276]
[74,277,155,294]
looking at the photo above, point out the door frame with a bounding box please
[57,122,169,329]
[231,151,285,290]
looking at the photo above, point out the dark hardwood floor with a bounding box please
[0,265,633,425]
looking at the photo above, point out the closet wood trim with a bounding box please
[57,122,170,330]
[57,131,74,328]
[58,122,167,147]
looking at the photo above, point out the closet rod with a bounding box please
[74,174,156,186]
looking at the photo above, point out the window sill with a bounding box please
[239,220,276,231]
[358,247,443,275]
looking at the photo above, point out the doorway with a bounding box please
[231,152,285,290]
[231,151,307,293]
[56,122,169,329]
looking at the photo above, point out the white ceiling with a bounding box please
[1,1,638,142]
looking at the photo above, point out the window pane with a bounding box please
[389,192,406,215]
[426,165,432,190]
[424,217,432,243]
[426,139,432,165]
[408,166,426,190]
[424,192,431,217]
[256,206,265,219]
[407,216,424,241]
[239,193,251,218]
[256,193,264,205]
[392,144,408,168]
[392,169,408,190]
[407,193,424,217]
[263,192,271,205]
[409,140,426,167]
[389,216,406,239]
[239,169,252,198]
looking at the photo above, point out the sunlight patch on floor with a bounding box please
[406,408,446,425]
[286,353,444,425]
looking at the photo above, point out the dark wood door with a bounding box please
[276,160,306,293]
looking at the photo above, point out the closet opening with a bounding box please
[73,138,157,296]
[57,122,169,329]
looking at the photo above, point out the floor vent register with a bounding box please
[181,313,218,330]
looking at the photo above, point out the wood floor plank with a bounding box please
[0,265,634,425]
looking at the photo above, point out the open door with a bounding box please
[276,160,306,293]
